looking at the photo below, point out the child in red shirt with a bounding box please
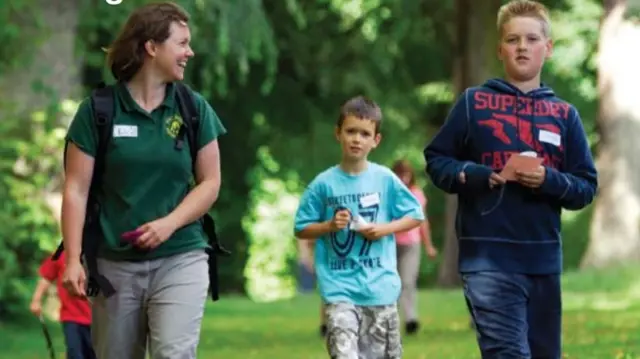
[30,252,96,359]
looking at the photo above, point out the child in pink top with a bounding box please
[395,187,428,247]
[392,159,438,335]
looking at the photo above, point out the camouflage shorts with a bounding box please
[325,302,402,359]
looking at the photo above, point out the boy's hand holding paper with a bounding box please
[351,215,385,240]
[500,151,545,188]
[349,214,368,230]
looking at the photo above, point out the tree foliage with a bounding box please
[0,0,605,318]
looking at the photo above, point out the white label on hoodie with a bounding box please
[539,130,561,147]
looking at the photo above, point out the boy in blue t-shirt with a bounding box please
[294,96,424,359]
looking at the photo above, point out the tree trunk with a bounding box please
[0,0,80,319]
[437,196,460,287]
[0,0,81,114]
[581,0,640,268]
[4,0,81,222]
[437,0,501,286]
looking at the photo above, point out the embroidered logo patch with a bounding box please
[166,114,183,138]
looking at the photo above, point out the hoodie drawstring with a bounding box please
[481,92,538,216]
[481,185,506,215]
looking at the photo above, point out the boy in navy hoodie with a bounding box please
[424,1,598,358]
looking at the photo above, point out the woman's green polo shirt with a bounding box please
[66,82,226,261]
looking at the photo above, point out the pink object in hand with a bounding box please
[121,230,143,242]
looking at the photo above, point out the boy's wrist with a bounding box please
[463,164,494,188]
[324,220,337,233]
[375,223,393,237]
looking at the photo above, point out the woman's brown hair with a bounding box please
[106,2,190,82]
[391,159,415,187]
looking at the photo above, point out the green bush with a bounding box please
[0,104,68,320]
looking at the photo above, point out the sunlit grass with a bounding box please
[2,266,639,358]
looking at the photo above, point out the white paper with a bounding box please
[349,214,369,230]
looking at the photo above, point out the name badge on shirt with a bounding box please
[538,130,561,147]
[113,125,138,138]
[359,192,380,208]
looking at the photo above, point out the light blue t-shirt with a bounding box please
[294,162,425,306]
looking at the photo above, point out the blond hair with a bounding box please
[497,0,551,37]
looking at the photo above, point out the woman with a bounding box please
[297,238,316,293]
[60,2,225,358]
[391,159,438,335]
[296,238,328,337]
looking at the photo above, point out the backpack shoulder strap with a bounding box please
[174,82,199,169]
[52,83,114,261]
[82,83,117,297]
[90,83,115,191]
[173,83,229,302]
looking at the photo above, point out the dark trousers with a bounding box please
[462,271,562,359]
[62,322,96,359]
[297,262,316,293]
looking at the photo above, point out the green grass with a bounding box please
[2,266,640,359]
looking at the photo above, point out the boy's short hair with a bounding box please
[497,0,551,38]
[106,2,190,82]
[337,96,383,133]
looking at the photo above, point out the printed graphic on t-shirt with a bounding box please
[326,192,382,271]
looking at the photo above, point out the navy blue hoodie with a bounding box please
[424,79,598,275]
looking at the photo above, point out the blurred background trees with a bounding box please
[0,0,635,320]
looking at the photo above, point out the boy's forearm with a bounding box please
[296,221,333,239]
[538,110,598,209]
[31,278,51,304]
[424,91,472,194]
[383,217,423,236]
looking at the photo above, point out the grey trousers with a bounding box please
[325,302,402,359]
[396,243,421,322]
[90,249,209,359]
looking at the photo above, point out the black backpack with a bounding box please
[53,82,229,302]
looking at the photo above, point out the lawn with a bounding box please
[2,265,640,358]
